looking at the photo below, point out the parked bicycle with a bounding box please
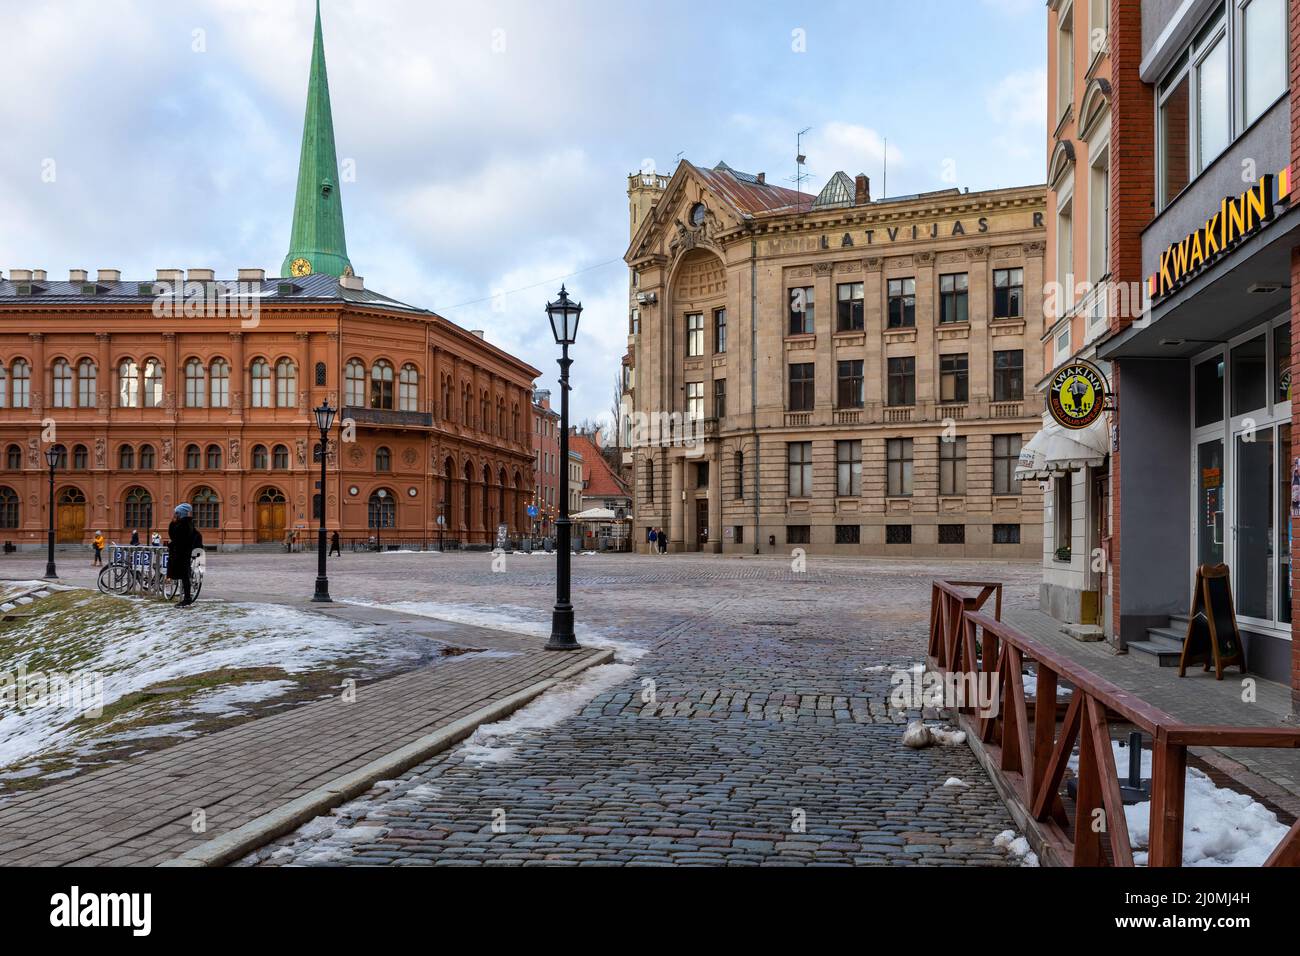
[97,545,203,602]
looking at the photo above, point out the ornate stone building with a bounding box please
[0,4,536,549]
[624,161,1047,556]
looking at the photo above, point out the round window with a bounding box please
[690,202,707,227]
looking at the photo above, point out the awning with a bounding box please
[570,508,617,521]
[1015,418,1110,480]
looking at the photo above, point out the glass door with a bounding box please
[1196,439,1224,568]
[1234,428,1274,622]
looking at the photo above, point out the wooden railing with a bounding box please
[927,580,1300,867]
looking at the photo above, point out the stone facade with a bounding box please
[624,162,1047,556]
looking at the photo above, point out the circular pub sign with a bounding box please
[1048,360,1109,430]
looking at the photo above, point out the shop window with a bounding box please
[1230,333,1267,415]
[1195,357,1225,426]
[1054,475,1074,556]
[786,525,810,545]
[938,524,965,545]
[1274,321,1291,403]
[886,524,912,545]
[835,525,860,545]
[993,523,1021,545]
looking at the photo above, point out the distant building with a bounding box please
[530,388,560,535]
[567,448,584,516]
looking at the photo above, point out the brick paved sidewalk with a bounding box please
[0,616,611,866]
[1006,608,1300,814]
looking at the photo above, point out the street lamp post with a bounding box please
[545,286,582,651]
[376,488,388,552]
[43,446,59,580]
[312,402,336,603]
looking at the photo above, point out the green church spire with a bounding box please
[282,0,353,279]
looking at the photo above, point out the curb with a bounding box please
[160,647,615,867]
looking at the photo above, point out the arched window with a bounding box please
[59,487,85,506]
[72,444,88,470]
[118,360,139,408]
[252,444,269,469]
[251,359,271,407]
[78,359,97,408]
[272,444,290,470]
[370,360,394,410]
[185,359,206,407]
[345,359,366,407]
[142,359,164,408]
[6,444,22,470]
[11,359,30,408]
[191,487,220,529]
[210,359,230,408]
[124,487,152,531]
[315,361,327,386]
[375,446,392,472]
[399,364,419,412]
[138,444,156,470]
[0,362,7,408]
[49,443,68,469]
[206,444,222,470]
[275,359,297,408]
[0,486,18,528]
[52,359,73,408]
[368,489,396,529]
[119,445,135,470]
[185,444,201,470]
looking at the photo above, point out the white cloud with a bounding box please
[986,69,1048,130]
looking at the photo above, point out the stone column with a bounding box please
[669,456,684,552]
[707,446,721,553]
[29,333,44,419]
[228,332,245,419]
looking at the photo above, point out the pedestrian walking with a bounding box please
[130,529,140,546]
[657,527,668,555]
[647,527,657,554]
[329,530,341,557]
[91,531,105,566]
[166,503,204,608]
[151,531,162,547]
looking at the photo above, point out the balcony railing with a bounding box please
[342,406,434,429]
[989,401,1024,419]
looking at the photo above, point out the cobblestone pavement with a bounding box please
[175,548,1046,867]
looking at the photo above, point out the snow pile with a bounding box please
[902,720,967,749]
[994,829,1040,867]
[943,777,967,788]
[459,663,637,765]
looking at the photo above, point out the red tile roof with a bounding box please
[569,432,629,499]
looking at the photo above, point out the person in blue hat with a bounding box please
[166,502,203,607]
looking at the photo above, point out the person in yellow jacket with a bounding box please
[91,531,106,566]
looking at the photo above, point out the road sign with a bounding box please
[527,505,538,518]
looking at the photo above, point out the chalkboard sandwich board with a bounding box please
[1178,564,1246,681]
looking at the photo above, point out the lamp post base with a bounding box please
[312,577,333,603]
[546,605,580,651]
[43,567,58,581]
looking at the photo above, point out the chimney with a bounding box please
[470,329,485,339]
[156,268,183,282]
[756,172,766,184]
[339,274,364,290]
[855,174,871,205]
[69,269,88,283]
[238,268,265,282]
[10,269,32,282]
[187,268,215,282]
[97,269,121,283]
[32,269,47,282]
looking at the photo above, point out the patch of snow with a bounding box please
[902,720,967,749]
[943,777,967,788]
[994,829,1040,867]
[187,680,298,716]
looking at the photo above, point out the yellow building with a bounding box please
[623,160,1047,556]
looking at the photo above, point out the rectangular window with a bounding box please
[1243,0,1287,126]
[788,363,815,411]
[1231,333,1267,415]
[713,378,726,419]
[940,353,969,404]
[836,360,864,408]
[1158,58,1191,207]
[993,268,1024,319]
[1195,355,1225,427]
[939,436,967,496]
[835,524,861,545]
[886,524,913,545]
[734,525,744,545]
[787,442,813,498]
[938,524,965,545]
[786,525,810,545]
[887,437,913,497]
[993,434,1023,496]
[1195,10,1229,173]
[887,278,916,328]
[836,440,862,497]
[789,287,815,335]
[686,313,704,357]
[887,357,915,407]
[836,282,864,331]
[938,273,969,324]
[994,350,1025,401]
[713,308,727,354]
[686,381,704,421]
[994,523,1022,545]
[696,462,709,489]
[1054,475,1074,555]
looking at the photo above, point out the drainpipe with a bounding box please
[750,238,760,554]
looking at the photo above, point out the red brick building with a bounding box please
[530,388,561,536]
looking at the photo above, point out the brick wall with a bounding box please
[1291,0,1300,712]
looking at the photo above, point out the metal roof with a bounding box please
[695,162,810,217]
[812,171,857,210]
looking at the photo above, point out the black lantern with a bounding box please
[312,401,335,602]
[546,287,581,651]
[43,446,60,580]
[546,285,582,346]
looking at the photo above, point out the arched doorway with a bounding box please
[256,487,287,543]
[56,487,86,543]
[368,489,396,530]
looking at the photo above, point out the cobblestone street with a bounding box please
[176,548,1045,866]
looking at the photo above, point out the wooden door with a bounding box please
[57,501,85,543]
[257,501,286,542]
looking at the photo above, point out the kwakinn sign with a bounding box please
[1147,167,1292,302]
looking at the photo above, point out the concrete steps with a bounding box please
[1127,615,1190,667]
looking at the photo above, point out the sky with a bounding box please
[0,0,1047,425]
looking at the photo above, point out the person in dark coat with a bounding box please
[329,530,341,556]
[167,503,204,607]
[130,529,140,546]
